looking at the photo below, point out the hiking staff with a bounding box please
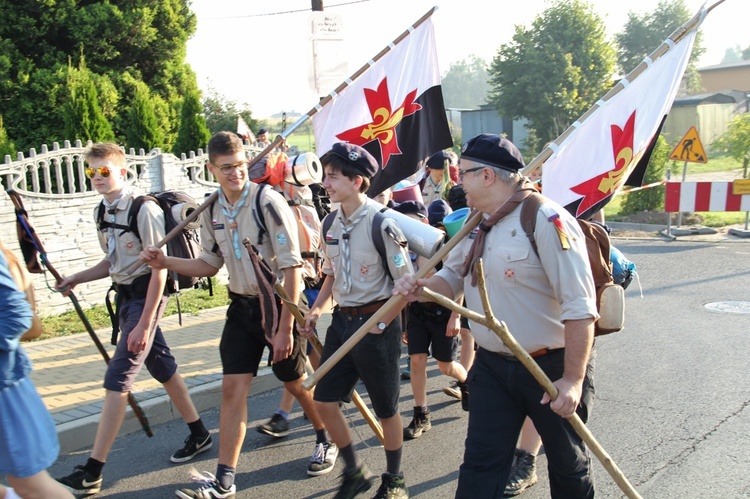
[6,189,154,438]
[302,211,483,391]
[420,258,642,499]
[241,238,386,445]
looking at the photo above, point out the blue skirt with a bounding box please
[0,375,60,477]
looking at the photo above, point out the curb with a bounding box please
[56,367,283,455]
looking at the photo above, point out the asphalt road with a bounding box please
[48,237,750,498]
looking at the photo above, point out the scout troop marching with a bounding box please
[43,131,597,499]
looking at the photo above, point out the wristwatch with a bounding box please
[377,322,387,331]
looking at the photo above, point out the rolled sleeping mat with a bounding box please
[171,202,201,230]
[285,153,323,186]
[369,200,445,259]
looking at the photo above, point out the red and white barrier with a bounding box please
[665,182,750,213]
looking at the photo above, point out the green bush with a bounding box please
[619,135,668,215]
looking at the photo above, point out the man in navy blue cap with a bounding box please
[299,142,413,498]
[394,133,598,498]
[255,128,270,148]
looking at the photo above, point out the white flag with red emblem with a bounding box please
[312,17,452,196]
[541,26,698,220]
[237,115,255,143]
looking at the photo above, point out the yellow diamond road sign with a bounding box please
[669,126,708,163]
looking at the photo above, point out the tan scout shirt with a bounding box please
[94,190,165,285]
[437,200,598,354]
[322,199,414,307]
[199,183,303,296]
[421,176,445,206]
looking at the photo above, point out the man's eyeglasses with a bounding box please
[458,166,485,179]
[85,166,112,179]
[214,160,248,176]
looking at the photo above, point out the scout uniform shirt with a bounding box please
[436,199,598,354]
[199,182,303,296]
[421,176,445,206]
[322,199,414,307]
[95,189,164,285]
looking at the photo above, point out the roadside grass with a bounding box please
[38,279,229,340]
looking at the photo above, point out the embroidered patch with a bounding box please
[469,227,480,240]
[504,268,515,279]
[547,213,571,250]
[393,254,406,268]
[360,265,369,276]
[276,234,288,246]
[126,241,134,249]
[326,237,339,246]
[212,220,225,230]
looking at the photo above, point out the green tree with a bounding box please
[441,55,491,109]
[174,88,211,156]
[616,0,705,93]
[125,81,164,151]
[620,135,669,214]
[0,0,197,151]
[63,62,115,144]
[203,87,257,136]
[0,115,15,160]
[487,0,616,148]
[713,113,750,177]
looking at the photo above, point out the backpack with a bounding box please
[520,192,625,336]
[320,207,393,281]
[96,190,203,294]
[251,184,325,289]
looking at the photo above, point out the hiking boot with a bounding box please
[403,407,432,439]
[333,464,374,499]
[372,472,409,499]
[175,471,236,498]
[56,465,103,496]
[401,357,411,380]
[256,413,290,438]
[171,433,213,463]
[458,381,469,411]
[308,441,339,476]
[504,449,538,496]
[442,380,462,400]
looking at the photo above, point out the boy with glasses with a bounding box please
[141,132,334,498]
[55,143,211,495]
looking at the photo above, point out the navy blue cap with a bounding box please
[461,133,525,172]
[328,142,380,178]
[257,128,268,135]
[393,200,428,219]
[426,150,451,170]
[428,199,452,227]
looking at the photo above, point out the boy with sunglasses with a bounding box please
[141,132,334,498]
[55,143,211,496]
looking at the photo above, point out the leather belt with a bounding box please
[492,347,563,361]
[338,299,388,317]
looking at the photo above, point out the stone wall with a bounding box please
[1,142,262,316]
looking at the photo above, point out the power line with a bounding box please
[204,0,371,20]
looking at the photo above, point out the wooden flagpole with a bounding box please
[149,6,439,252]
[522,0,725,176]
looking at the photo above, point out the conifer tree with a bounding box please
[63,62,115,144]
[125,82,164,151]
[0,115,16,161]
[173,88,210,156]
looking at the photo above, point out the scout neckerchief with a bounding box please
[217,181,250,260]
[102,187,130,268]
[461,179,536,286]
[339,199,370,293]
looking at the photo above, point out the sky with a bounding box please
[185,0,748,120]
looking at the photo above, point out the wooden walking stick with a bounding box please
[242,239,385,445]
[7,189,154,437]
[302,211,483,391]
[420,259,643,499]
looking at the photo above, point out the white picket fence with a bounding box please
[0,140,263,316]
